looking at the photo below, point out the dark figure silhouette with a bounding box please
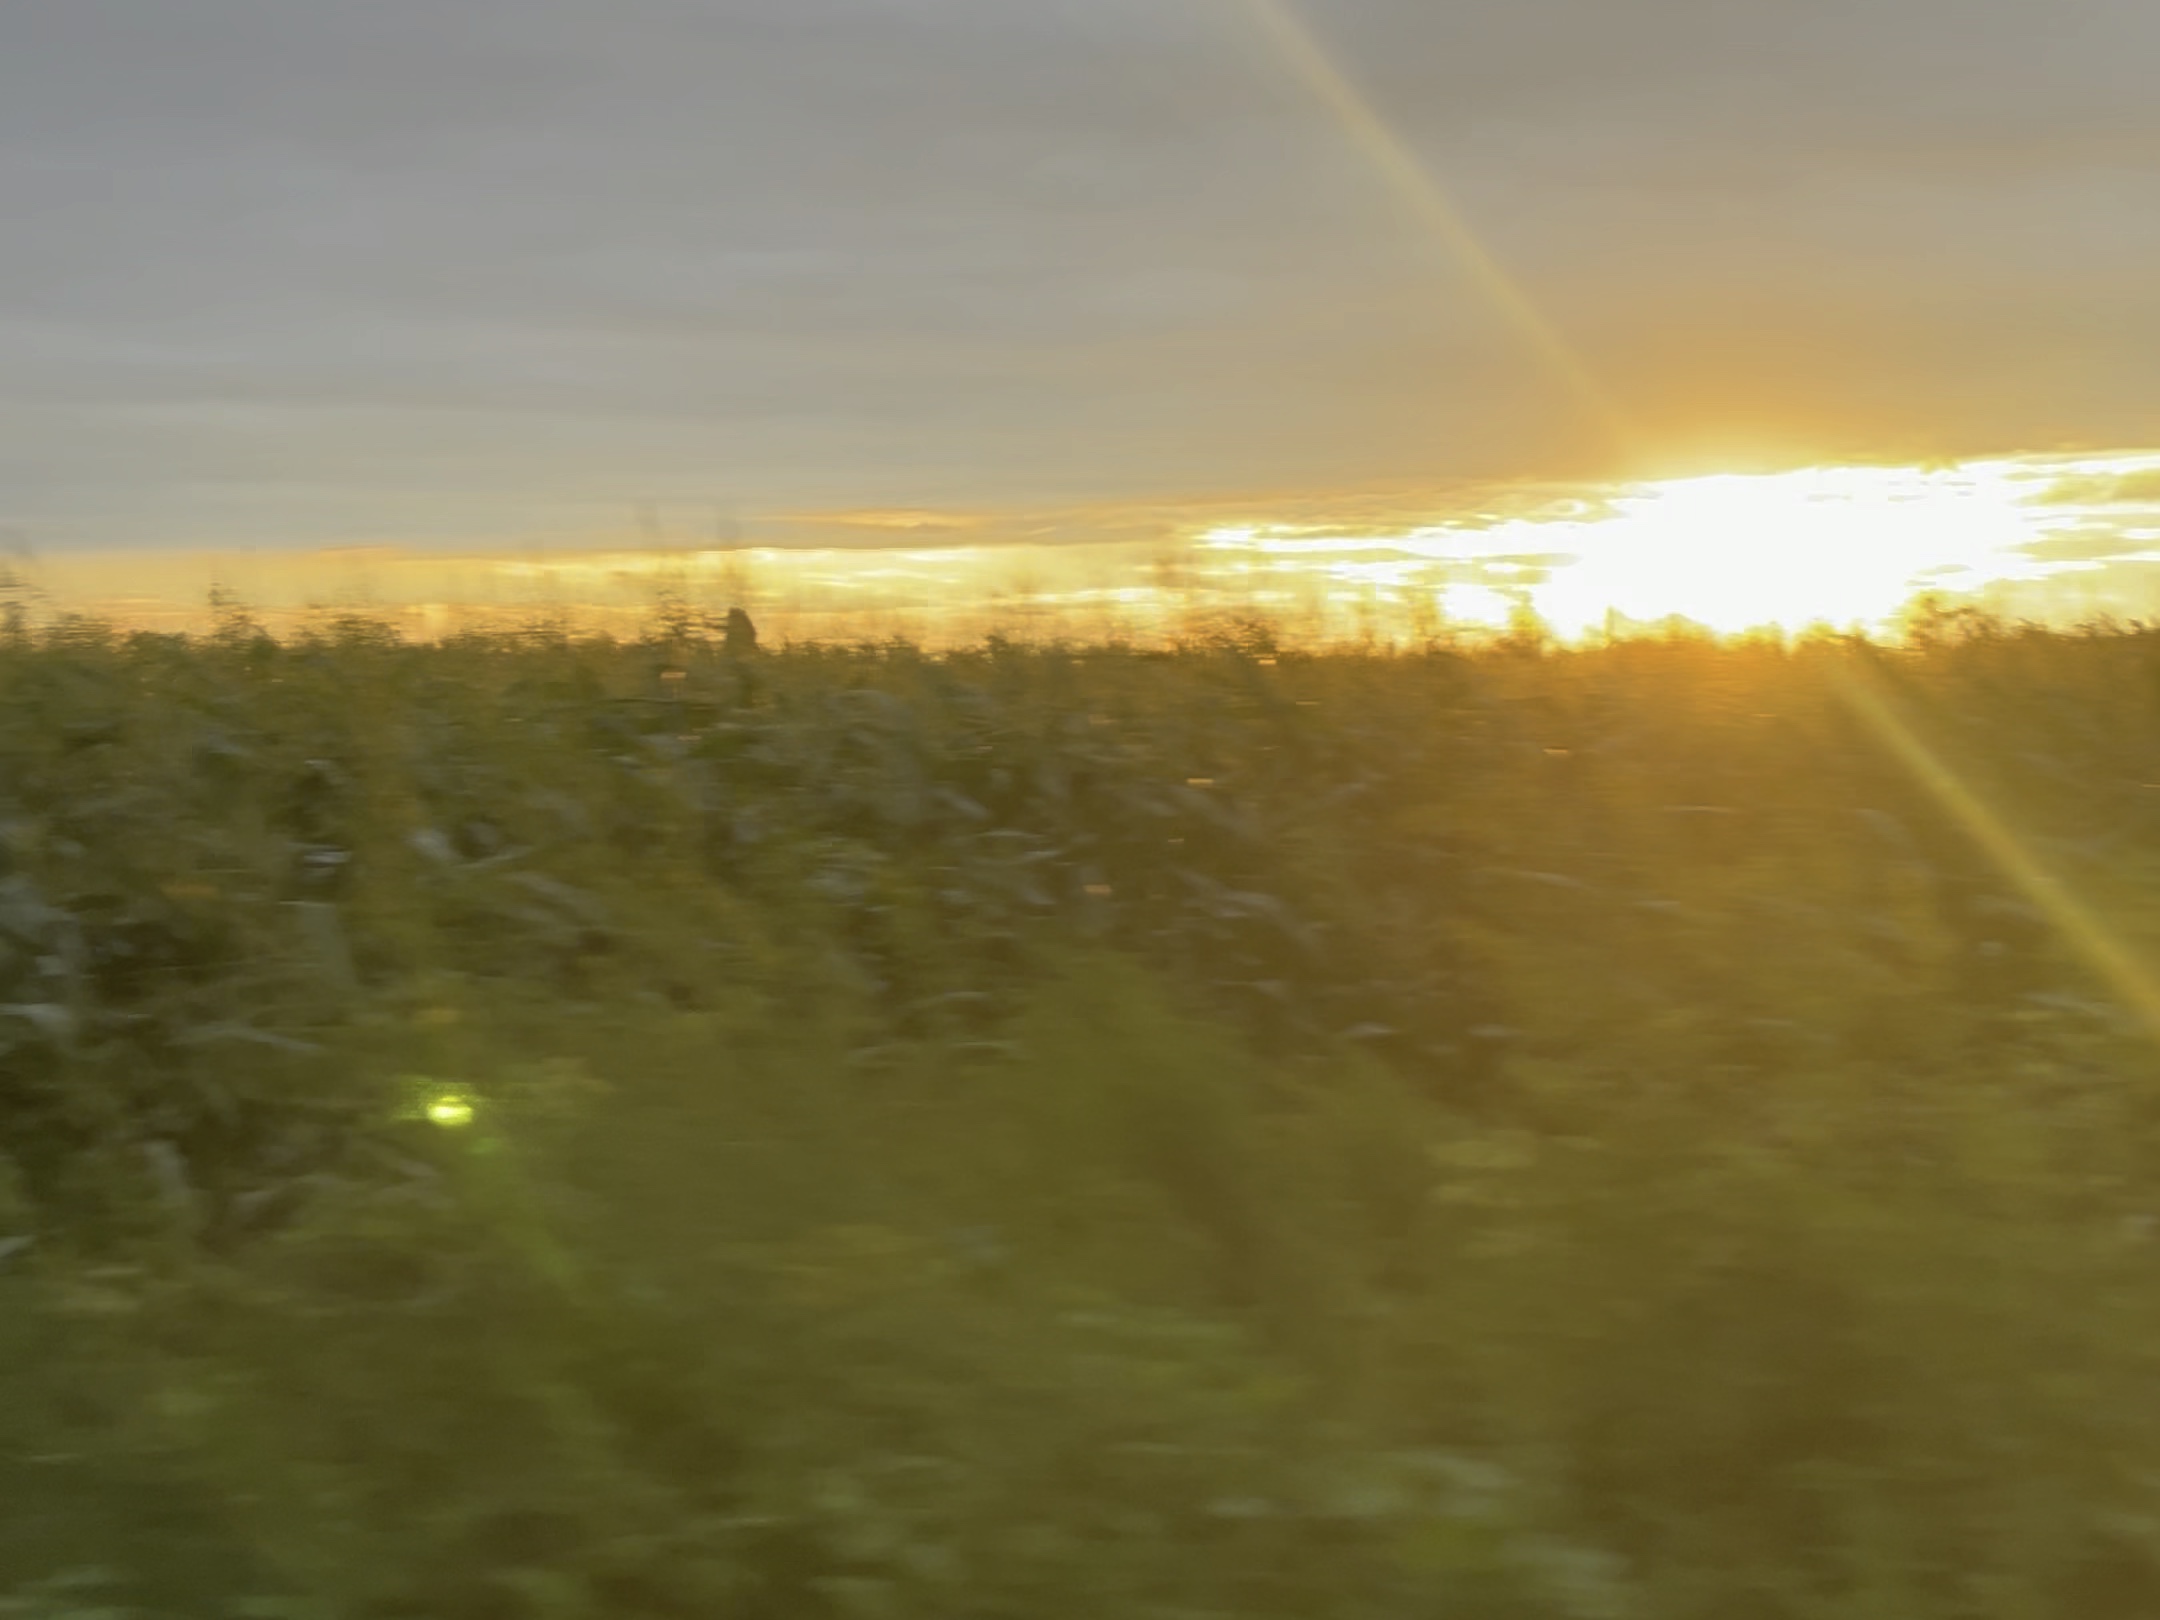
[723,607,759,656]
[723,606,761,704]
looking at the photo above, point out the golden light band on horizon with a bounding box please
[1239,0,1631,445]
[1202,458,2108,641]
[8,450,2160,646]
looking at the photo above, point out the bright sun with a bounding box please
[31,450,2160,645]
[1520,462,2048,638]
[1196,450,2160,642]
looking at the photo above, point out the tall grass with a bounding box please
[5,610,2160,1616]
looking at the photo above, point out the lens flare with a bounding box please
[1238,0,1628,445]
[426,1096,475,1128]
[1834,665,2160,1044]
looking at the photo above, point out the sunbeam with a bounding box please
[1238,0,1630,445]
[1834,664,2160,1044]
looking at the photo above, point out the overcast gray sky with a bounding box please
[2,0,2155,553]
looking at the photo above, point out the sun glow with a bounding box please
[1511,461,2055,638]
[1197,450,2160,642]
[15,451,2160,648]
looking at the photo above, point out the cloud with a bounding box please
[1,0,2154,549]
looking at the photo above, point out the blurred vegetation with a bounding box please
[8,602,2160,1617]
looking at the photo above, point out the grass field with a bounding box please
[6,603,2160,1618]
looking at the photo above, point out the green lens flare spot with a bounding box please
[395,1073,480,1128]
[426,1093,477,1128]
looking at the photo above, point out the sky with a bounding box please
[2,0,2156,564]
